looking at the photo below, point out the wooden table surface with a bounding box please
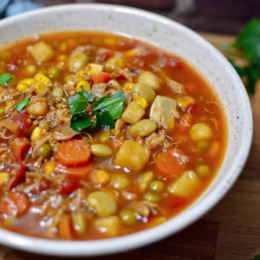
[0,33,259,260]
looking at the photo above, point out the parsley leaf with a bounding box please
[14,97,31,112]
[112,89,126,104]
[83,89,95,102]
[68,93,81,107]
[0,73,12,85]
[99,111,115,128]
[69,95,88,114]
[70,111,91,131]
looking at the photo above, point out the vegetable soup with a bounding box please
[0,32,226,240]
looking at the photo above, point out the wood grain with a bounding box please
[0,33,259,260]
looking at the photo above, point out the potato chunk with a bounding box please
[168,171,201,197]
[122,101,145,124]
[28,41,54,63]
[132,83,155,104]
[94,216,121,237]
[150,95,177,130]
[114,140,151,171]
[138,71,160,91]
[190,123,212,141]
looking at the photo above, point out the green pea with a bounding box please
[39,121,50,131]
[196,165,210,177]
[47,66,61,79]
[150,180,165,193]
[197,141,208,150]
[52,87,64,98]
[0,106,5,117]
[144,192,161,203]
[64,74,73,83]
[38,144,52,159]
[119,209,137,226]
[25,65,37,76]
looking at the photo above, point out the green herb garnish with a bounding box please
[0,73,12,85]
[69,86,124,131]
[14,97,31,112]
[213,18,260,94]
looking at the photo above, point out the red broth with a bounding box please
[0,32,227,240]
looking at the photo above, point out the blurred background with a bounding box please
[1,0,260,35]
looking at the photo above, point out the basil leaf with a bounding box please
[0,73,12,85]
[112,89,126,104]
[69,95,88,113]
[99,111,115,129]
[68,94,81,107]
[14,97,31,112]
[108,98,124,120]
[70,111,91,131]
[93,96,107,109]
[245,65,259,94]
[88,112,100,133]
[83,89,95,102]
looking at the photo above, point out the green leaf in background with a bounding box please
[99,111,115,129]
[245,65,259,94]
[14,97,31,112]
[0,73,12,85]
[249,254,260,260]
[228,59,246,77]
[236,18,260,67]
[70,111,91,131]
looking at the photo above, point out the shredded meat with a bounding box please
[45,108,71,128]
[113,119,125,137]
[144,132,166,149]
[0,87,21,101]
[63,80,77,96]
[122,89,134,106]
[92,83,107,98]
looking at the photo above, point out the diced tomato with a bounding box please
[55,162,93,177]
[58,215,73,240]
[86,103,92,115]
[185,83,198,92]
[56,140,91,167]
[10,112,32,134]
[7,58,18,67]
[11,136,31,161]
[167,57,183,70]
[179,114,192,132]
[186,103,197,114]
[7,161,26,190]
[156,149,187,175]
[0,193,28,216]
[55,176,82,195]
[169,197,186,208]
[91,72,111,84]
[100,51,111,62]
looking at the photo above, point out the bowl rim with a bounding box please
[0,3,253,256]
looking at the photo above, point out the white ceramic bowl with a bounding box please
[0,4,253,256]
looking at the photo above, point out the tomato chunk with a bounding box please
[156,149,187,175]
[11,112,32,134]
[0,193,28,216]
[11,136,31,161]
[56,140,91,167]
[169,197,186,208]
[91,72,111,84]
[55,176,82,195]
[7,58,18,67]
[7,161,26,190]
[179,114,192,132]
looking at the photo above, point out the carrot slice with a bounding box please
[179,114,192,132]
[11,136,31,161]
[56,140,91,167]
[91,72,111,84]
[156,149,187,175]
[55,162,93,176]
[58,215,73,240]
[0,193,28,216]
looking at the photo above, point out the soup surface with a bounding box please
[0,32,226,240]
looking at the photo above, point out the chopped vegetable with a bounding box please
[14,97,31,112]
[91,72,111,84]
[0,73,12,85]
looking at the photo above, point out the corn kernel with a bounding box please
[134,96,148,109]
[99,132,110,142]
[34,73,52,87]
[75,70,86,81]
[59,43,67,52]
[57,61,66,70]
[0,172,10,185]
[94,170,111,185]
[58,54,68,61]
[104,38,116,45]
[44,160,55,175]
[77,80,91,92]
[85,63,103,75]
[35,81,48,94]
[17,83,28,92]
[124,82,135,90]
[19,78,35,85]
[31,127,45,141]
